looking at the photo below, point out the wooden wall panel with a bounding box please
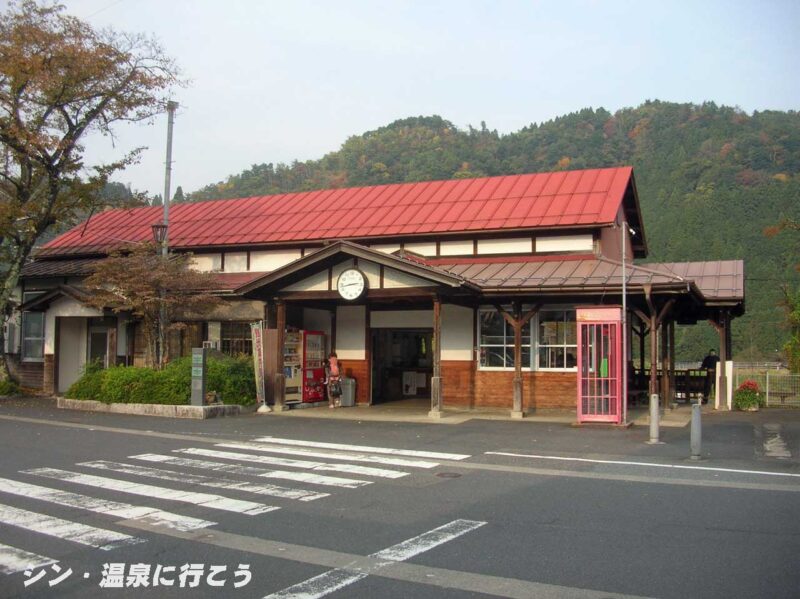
[342,359,369,405]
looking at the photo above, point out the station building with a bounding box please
[4,166,744,419]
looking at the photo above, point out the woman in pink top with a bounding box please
[324,352,341,408]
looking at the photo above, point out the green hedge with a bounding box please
[66,355,256,406]
[0,379,20,396]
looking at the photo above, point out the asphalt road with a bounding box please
[0,398,798,599]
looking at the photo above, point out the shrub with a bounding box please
[0,379,20,396]
[64,354,256,405]
[100,365,159,404]
[66,360,104,400]
[734,379,764,410]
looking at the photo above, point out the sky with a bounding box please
[37,0,800,198]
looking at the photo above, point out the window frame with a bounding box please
[219,321,253,356]
[476,305,578,372]
[535,308,578,372]
[21,310,45,362]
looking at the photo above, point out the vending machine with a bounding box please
[301,331,326,403]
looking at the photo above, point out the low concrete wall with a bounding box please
[57,397,241,419]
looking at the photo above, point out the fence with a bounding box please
[733,369,800,407]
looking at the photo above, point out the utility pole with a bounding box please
[162,100,178,257]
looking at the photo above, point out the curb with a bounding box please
[56,397,241,419]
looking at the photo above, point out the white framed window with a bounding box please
[536,309,577,370]
[477,307,531,370]
[21,311,44,361]
[477,306,578,371]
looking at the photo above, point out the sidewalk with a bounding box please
[272,397,694,427]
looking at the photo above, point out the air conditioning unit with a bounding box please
[202,341,219,350]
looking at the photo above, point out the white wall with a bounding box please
[477,237,532,255]
[58,318,86,393]
[284,270,329,291]
[116,314,129,356]
[250,249,302,272]
[440,240,474,256]
[371,310,432,329]
[382,268,436,288]
[45,296,103,354]
[536,234,594,253]
[224,252,248,273]
[371,243,400,254]
[442,304,473,360]
[335,305,365,360]
[190,253,222,272]
[404,242,437,256]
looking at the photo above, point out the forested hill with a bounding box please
[188,101,800,361]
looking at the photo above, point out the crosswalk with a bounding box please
[0,435,470,581]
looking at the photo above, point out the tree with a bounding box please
[83,243,223,369]
[766,218,800,371]
[0,1,181,379]
[172,185,184,203]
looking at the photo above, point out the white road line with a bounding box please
[255,436,471,461]
[0,542,56,575]
[218,441,440,469]
[0,502,142,551]
[22,468,279,516]
[176,448,408,479]
[131,454,371,489]
[486,452,800,478]
[763,424,792,459]
[0,476,215,532]
[264,519,486,599]
[80,461,329,502]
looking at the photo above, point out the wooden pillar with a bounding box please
[667,320,675,404]
[511,301,524,418]
[639,287,675,409]
[330,307,337,354]
[649,316,659,398]
[638,322,646,385]
[496,303,539,418]
[660,320,669,408]
[429,296,442,418]
[273,299,287,412]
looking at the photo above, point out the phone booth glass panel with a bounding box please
[577,307,622,423]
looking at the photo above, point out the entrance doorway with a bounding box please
[88,325,111,368]
[370,329,432,404]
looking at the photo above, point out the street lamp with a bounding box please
[621,221,636,425]
[151,223,168,247]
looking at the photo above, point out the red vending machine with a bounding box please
[576,307,622,424]
[301,331,326,403]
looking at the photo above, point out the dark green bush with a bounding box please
[65,354,255,405]
[0,379,20,396]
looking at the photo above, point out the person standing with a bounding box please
[700,349,720,404]
[325,352,342,408]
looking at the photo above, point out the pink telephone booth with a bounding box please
[576,307,623,424]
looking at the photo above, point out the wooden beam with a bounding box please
[493,302,539,417]
[273,300,286,412]
[430,295,443,416]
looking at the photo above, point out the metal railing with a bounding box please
[733,369,800,407]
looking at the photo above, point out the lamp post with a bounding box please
[621,221,635,425]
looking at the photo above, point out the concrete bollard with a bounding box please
[690,402,702,460]
[647,393,661,444]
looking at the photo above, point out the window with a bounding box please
[220,321,252,356]
[537,310,577,370]
[21,311,44,361]
[478,308,530,369]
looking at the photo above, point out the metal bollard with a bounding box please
[690,402,702,460]
[647,394,661,444]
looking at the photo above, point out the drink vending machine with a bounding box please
[276,329,327,405]
[301,331,326,403]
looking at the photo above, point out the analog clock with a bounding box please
[337,268,367,300]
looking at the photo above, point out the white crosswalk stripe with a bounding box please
[79,461,329,502]
[0,476,215,532]
[130,454,372,488]
[255,436,471,461]
[0,542,56,575]
[22,468,279,516]
[176,447,409,479]
[218,441,441,469]
[0,502,142,551]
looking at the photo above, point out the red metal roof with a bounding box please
[39,167,635,257]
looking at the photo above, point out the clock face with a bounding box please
[337,268,366,300]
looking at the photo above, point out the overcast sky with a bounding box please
[47,0,800,198]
